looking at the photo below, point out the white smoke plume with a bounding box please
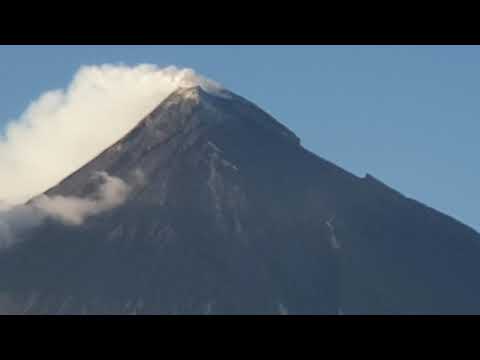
[0,64,221,206]
[0,171,132,248]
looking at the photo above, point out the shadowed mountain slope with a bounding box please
[1,86,479,314]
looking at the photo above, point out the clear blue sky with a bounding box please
[0,45,478,231]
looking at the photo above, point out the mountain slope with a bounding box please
[0,86,479,314]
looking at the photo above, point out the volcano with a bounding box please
[1,85,480,315]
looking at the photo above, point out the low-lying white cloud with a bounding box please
[0,204,44,248]
[0,171,134,248]
[0,64,220,206]
[31,171,130,225]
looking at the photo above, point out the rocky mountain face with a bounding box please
[1,86,479,314]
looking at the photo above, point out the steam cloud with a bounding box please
[0,171,134,248]
[0,64,221,206]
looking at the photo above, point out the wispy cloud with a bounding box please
[0,171,138,249]
[30,171,130,225]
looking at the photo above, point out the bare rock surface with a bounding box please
[1,86,479,314]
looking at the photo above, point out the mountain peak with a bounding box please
[131,85,300,147]
[175,85,205,100]
[154,85,231,112]
[176,84,233,100]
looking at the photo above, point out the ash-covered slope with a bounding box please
[1,86,480,314]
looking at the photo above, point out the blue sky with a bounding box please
[0,45,478,231]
